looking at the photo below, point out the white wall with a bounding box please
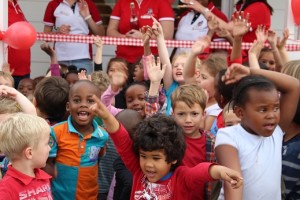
[18,0,299,78]
[19,0,116,78]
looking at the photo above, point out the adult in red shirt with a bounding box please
[107,0,174,64]
[234,0,273,42]
[8,0,31,88]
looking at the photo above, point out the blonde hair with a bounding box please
[0,71,14,87]
[0,113,50,160]
[91,71,110,94]
[201,54,227,77]
[222,102,234,119]
[172,52,189,65]
[281,60,300,80]
[0,97,21,114]
[171,84,207,111]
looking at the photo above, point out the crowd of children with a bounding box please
[0,6,300,200]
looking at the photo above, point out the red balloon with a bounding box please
[3,22,36,49]
[292,0,300,25]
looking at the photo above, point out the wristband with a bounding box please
[84,15,92,21]
[203,8,210,14]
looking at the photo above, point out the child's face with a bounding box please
[236,88,280,137]
[139,149,176,183]
[0,77,13,87]
[65,73,79,88]
[259,52,276,71]
[67,82,99,130]
[125,84,147,118]
[172,56,187,84]
[108,62,128,78]
[223,109,241,127]
[133,62,144,82]
[197,65,215,99]
[17,78,34,97]
[32,128,51,168]
[172,101,204,138]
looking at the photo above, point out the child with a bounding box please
[222,103,240,127]
[0,85,37,177]
[215,64,300,200]
[111,109,144,200]
[184,37,227,131]
[44,80,109,199]
[0,113,53,199]
[17,78,35,98]
[89,97,243,199]
[170,84,220,199]
[0,71,14,87]
[33,77,69,125]
[281,60,300,199]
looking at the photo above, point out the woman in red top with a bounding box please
[8,0,31,88]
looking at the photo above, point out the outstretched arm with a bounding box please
[0,85,37,115]
[223,64,300,133]
[183,36,211,84]
[151,17,173,90]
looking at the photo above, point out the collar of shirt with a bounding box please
[5,166,51,186]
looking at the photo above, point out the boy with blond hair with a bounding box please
[0,113,53,199]
[0,71,14,87]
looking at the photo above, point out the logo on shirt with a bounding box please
[141,8,154,19]
[19,184,52,200]
[88,146,101,162]
[48,136,55,148]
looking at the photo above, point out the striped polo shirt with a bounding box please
[49,116,108,199]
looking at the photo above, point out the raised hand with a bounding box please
[222,64,250,85]
[147,57,166,83]
[41,43,56,57]
[207,15,219,32]
[78,70,91,81]
[151,16,164,38]
[78,0,91,19]
[93,36,103,49]
[110,71,128,92]
[1,63,14,75]
[232,12,250,38]
[191,36,211,56]
[277,28,290,50]
[0,85,18,99]
[255,25,268,44]
[267,29,277,48]
[140,25,153,45]
[248,40,264,57]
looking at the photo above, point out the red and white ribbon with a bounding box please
[34,32,299,51]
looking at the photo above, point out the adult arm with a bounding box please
[107,19,126,38]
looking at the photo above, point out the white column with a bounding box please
[0,0,8,71]
[221,0,235,19]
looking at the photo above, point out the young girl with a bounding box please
[215,64,299,200]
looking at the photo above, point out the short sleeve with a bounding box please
[43,1,58,26]
[215,128,238,149]
[87,0,102,24]
[110,0,121,19]
[49,127,58,157]
[158,0,174,21]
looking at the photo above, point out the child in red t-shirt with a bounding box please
[0,113,53,199]
[90,95,243,200]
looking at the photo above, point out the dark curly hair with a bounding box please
[133,114,186,171]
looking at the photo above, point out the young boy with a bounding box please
[0,113,53,199]
[33,76,69,125]
[90,95,243,199]
[0,71,14,87]
[171,84,219,200]
[44,80,108,199]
